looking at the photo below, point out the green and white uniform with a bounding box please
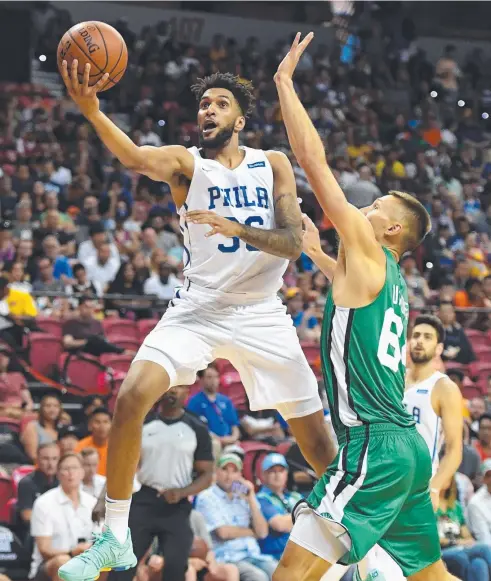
[290,248,441,577]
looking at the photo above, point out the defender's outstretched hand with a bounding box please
[274,32,314,82]
[60,60,109,118]
[301,214,322,256]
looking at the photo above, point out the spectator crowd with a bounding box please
[0,2,491,581]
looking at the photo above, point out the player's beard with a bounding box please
[410,349,434,364]
[199,121,235,151]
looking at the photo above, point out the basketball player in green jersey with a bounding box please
[272,33,461,581]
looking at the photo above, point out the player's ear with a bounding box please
[386,221,402,238]
[435,342,444,358]
[234,115,246,133]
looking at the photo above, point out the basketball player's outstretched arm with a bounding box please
[187,151,303,260]
[60,60,194,187]
[430,377,463,509]
[274,34,381,262]
[301,215,336,281]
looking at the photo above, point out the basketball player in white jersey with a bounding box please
[302,221,464,581]
[58,61,336,581]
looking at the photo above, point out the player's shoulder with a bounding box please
[264,149,291,167]
[434,374,462,402]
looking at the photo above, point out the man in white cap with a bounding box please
[467,459,491,544]
[256,453,302,561]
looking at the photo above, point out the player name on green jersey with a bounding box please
[321,247,414,436]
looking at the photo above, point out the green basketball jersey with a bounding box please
[321,247,414,436]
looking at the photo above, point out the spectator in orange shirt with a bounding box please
[74,407,111,476]
[474,414,491,461]
[455,278,491,308]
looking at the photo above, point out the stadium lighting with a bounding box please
[426,262,434,269]
[482,112,489,120]
[457,100,465,107]
[430,91,438,98]
[39,55,47,62]
[158,120,166,127]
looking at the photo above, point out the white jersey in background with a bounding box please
[180,146,288,298]
[350,372,448,581]
[403,371,446,475]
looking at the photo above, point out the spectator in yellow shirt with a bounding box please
[0,275,37,346]
[375,150,406,179]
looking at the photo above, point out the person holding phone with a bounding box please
[195,453,277,581]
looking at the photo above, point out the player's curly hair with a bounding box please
[191,73,256,118]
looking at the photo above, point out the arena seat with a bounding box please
[275,440,293,457]
[105,335,140,352]
[214,359,237,374]
[11,465,34,493]
[469,360,491,380]
[464,329,487,339]
[59,353,106,395]
[241,442,275,486]
[301,342,321,365]
[35,317,63,338]
[473,345,491,360]
[100,354,133,374]
[102,319,138,340]
[137,319,159,341]
[29,333,63,377]
[0,477,14,523]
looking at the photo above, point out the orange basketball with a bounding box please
[57,21,128,91]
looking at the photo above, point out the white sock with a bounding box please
[104,496,131,544]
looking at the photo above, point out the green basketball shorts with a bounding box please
[291,423,441,577]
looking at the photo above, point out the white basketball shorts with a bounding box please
[133,283,321,417]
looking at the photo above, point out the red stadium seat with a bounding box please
[473,345,491,360]
[241,442,275,486]
[227,382,247,408]
[275,441,293,457]
[11,465,34,493]
[106,335,140,352]
[59,353,105,395]
[36,317,63,338]
[214,359,237,374]
[465,329,487,339]
[0,476,14,523]
[137,319,159,341]
[29,333,63,376]
[221,370,241,389]
[469,361,491,380]
[301,342,321,365]
[102,319,138,340]
[100,354,133,374]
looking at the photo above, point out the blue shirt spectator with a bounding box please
[195,453,276,580]
[256,453,302,560]
[187,365,240,444]
[53,255,73,280]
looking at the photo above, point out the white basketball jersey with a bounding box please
[403,371,446,475]
[179,146,288,298]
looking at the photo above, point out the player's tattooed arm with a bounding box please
[230,149,303,260]
[186,151,303,260]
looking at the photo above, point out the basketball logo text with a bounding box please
[78,26,100,55]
